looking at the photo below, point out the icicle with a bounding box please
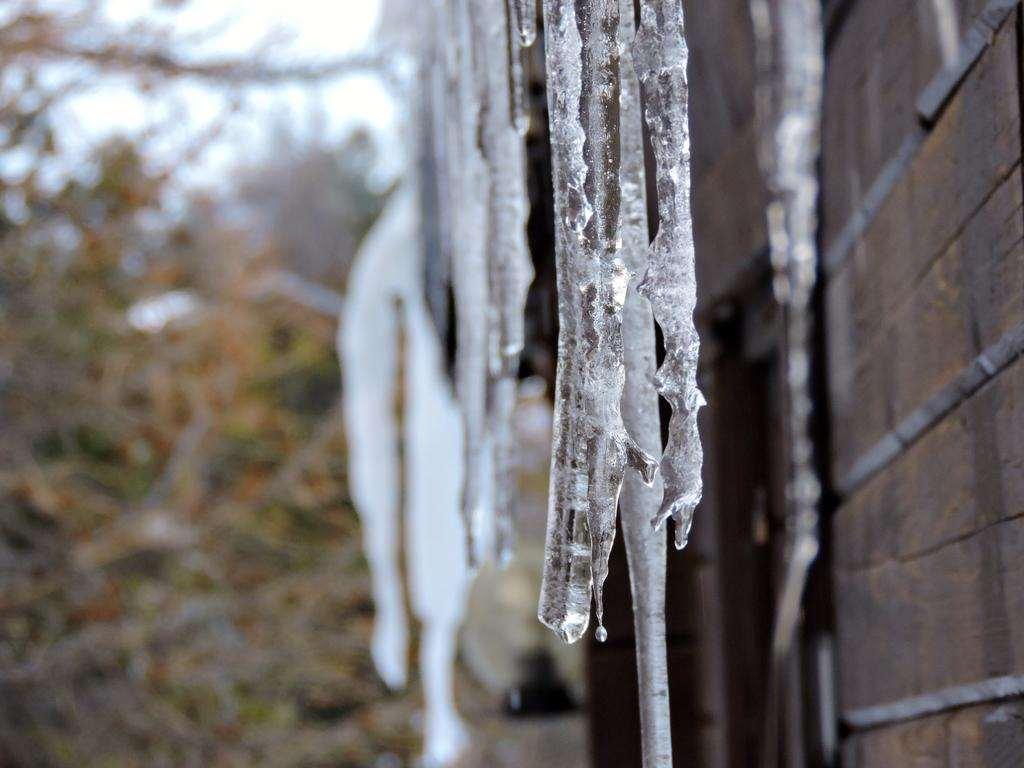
[339,202,409,694]
[341,184,471,767]
[752,0,823,649]
[476,0,534,392]
[505,0,532,135]
[448,0,494,566]
[617,0,673,761]
[632,0,705,549]
[537,0,594,644]
[930,0,961,67]
[424,4,456,340]
[537,0,655,643]
[750,0,823,764]
[488,377,518,562]
[513,0,538,46]
[503,0,534,142]
[574,0,657,641]
[474,0,534,564]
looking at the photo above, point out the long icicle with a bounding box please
[449,0,492,567]
[476,0,535,564]
[750,0,823,763]
[617,0,673,760]
[574,0,657,641]
[632,0,705,549]
[537,0,595,643]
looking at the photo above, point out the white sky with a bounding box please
[101,0,382,58]
[35,0,398,195]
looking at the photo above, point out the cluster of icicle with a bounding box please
[534,0,703,762]
[338,0,536,762]
[341,0,825,763]
[441,0,535,567]
[537,0,702,646]
[750,0,823,761]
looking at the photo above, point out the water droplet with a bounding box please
[595,625,608,643]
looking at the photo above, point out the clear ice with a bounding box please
[538,0,655,644]
[537,0,595,644]
[473,0,535,564]
[617,0,673,761]
[575,0,657,639]
[448,0,494,566]
[632,0,705,549]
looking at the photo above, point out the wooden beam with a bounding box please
[822,0,1004,252]
[833,361,1024,713]
[831,167,1024,494]
[825,19,1021,481]
[841,699,1024,765]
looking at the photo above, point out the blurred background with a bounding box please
[0,1,585,765]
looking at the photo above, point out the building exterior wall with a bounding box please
[682,0,1024,765]
[822,0,1024,763]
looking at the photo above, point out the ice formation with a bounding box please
[339,200,409,692]
[339,184,470,766]
[632,0,705,549]
[442,0,539,568]
[575,0,657,639]
[750,0,823,758]
[537,0,656,644]
[537,0,595,644]
[347,0,724,758]
[751,0,823,644]
[447,0,494,566]
[930,0,961,66]
[476,0,536,564]
[616,0,673,761]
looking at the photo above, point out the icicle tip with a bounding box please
[652,498,697,550]
[538,610,591,645]
[625,437,659,485]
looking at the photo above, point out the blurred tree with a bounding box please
[0,3,461,767]
[234,124,382,287]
